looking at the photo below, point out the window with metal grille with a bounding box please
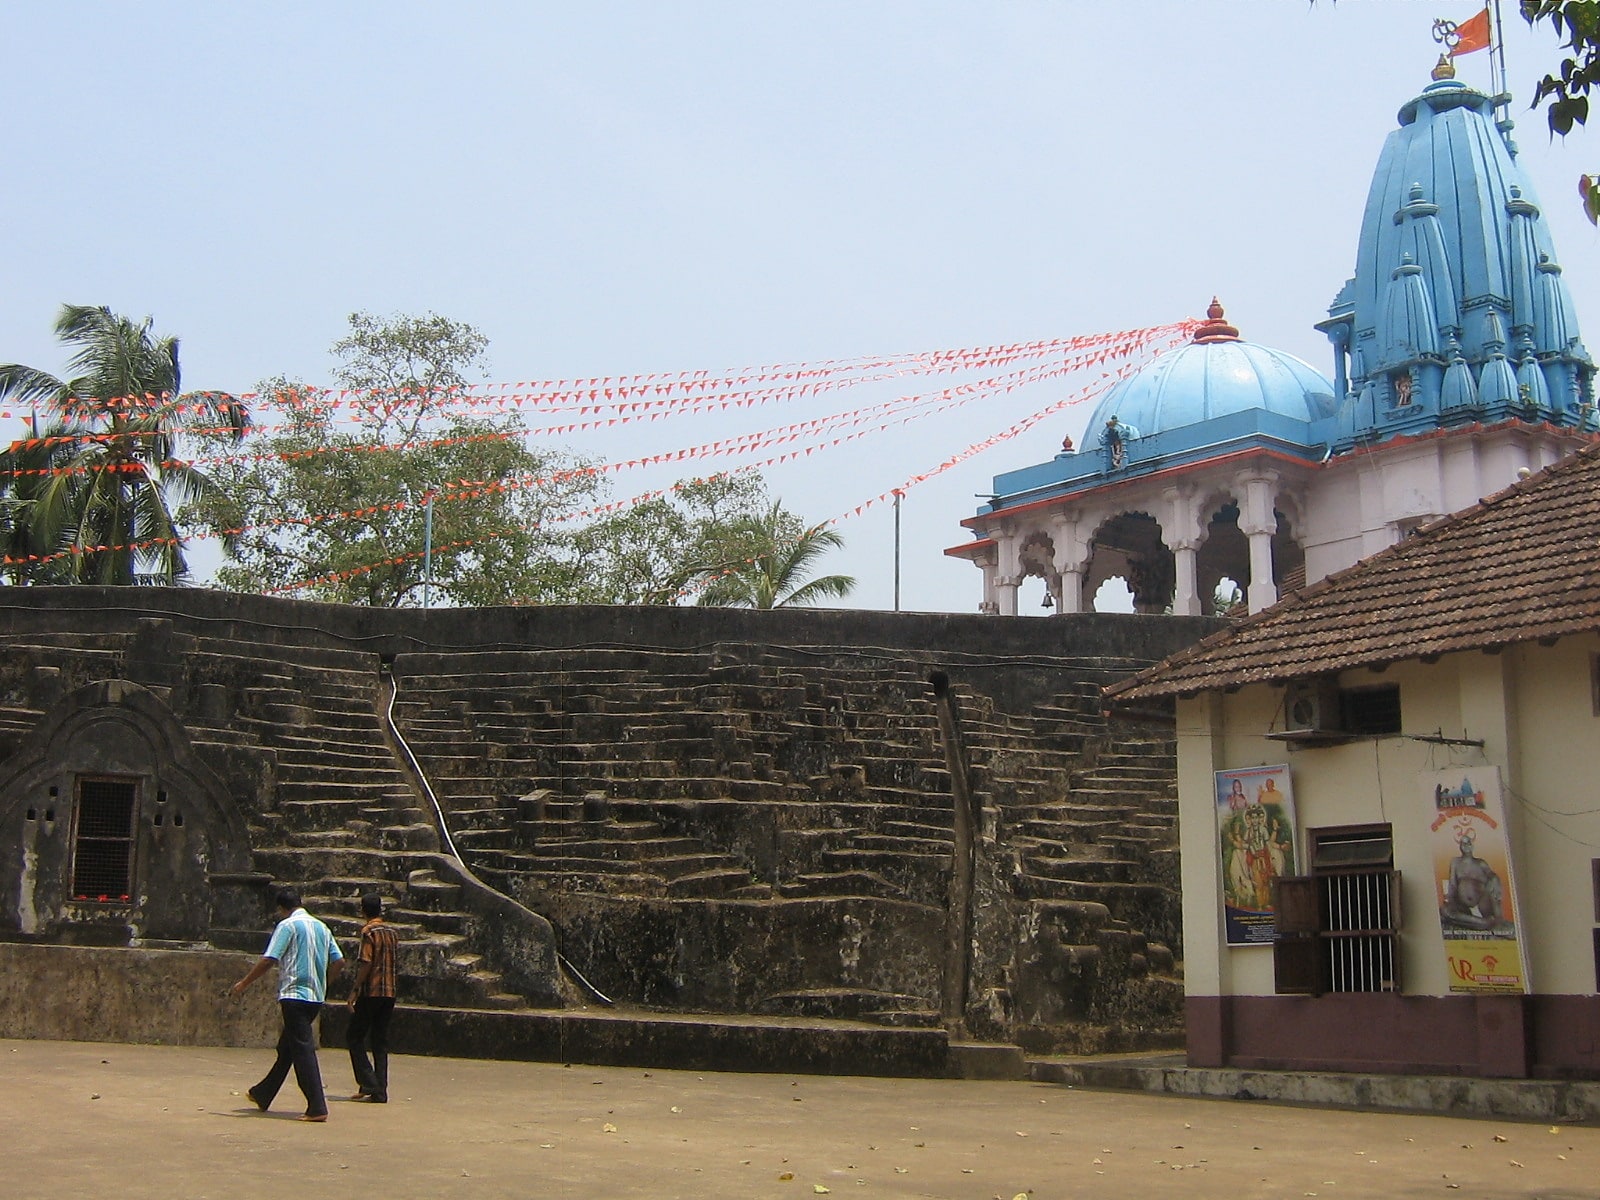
[1273,824,1401,995]
[72,777,137,903]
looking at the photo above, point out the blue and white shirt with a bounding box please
[264,908,343,1002]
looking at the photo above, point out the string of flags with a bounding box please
[0,328,1178,480]
[1,319,1196,583]
[0,324,1174,432]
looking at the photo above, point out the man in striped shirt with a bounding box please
[345,892,399,1104]
[231,888,344,1122]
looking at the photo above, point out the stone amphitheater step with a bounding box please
[471,849,664,877]
[482,866,665,897]
[554,775,808,803]
[275,780,416,806]
[451,825,514,849]
[1015,800,1134,822]
[1014,874,1172,910]
[1013,835,1123,859]
[663,868,766,898]
[1021,855,1140,884]
[777,870,924,901]
[820,848,948,889]
[850,833,954,855]
[253,846,439,885]
[277,797,410,829]
[754,988,936,1025]
[285,823,437,851]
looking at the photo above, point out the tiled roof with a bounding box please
[1107,444,1600,701]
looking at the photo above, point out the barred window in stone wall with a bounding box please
[71,777,138,903]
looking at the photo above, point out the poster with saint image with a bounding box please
[1216,764,1298,945]
[1427,766,1529,994]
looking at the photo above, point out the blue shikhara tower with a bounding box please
[1317,60,1594,449]
[950,60,1599,618]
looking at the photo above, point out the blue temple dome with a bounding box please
[1080,300,1337,452]
[1318,65,1594,448]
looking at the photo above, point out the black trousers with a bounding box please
[347,996,395,1101]
[252,999,327,1116]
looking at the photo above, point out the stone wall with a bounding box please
[0,943,278,1046]
[0,587,1220,1055]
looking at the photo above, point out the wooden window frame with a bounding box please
[1273,823,1401,996]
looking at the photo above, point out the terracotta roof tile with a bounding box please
[1107,444,1600,701]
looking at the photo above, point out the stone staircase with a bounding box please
[388,648,961,909]
[175,637,539,1010]
[0,610,1191,1052]
[384,642,1184,1044]
[0,627,540,1011]
[937,667,1182,1050]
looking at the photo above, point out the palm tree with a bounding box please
[0,304,249,585]
[696,501,856,609]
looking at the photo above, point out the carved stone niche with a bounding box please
[0,680,254,946]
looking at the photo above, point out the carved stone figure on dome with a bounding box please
[1104,415,1138,469]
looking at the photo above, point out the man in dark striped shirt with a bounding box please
[346,892,399,1104]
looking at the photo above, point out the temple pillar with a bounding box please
[1243,529,1277,613]
[988,523,1024,616]
[1049,513,1089,614]
[978,557,999,614]
[1159,487,1206,617]
[1237,471,1280,614]
[995,576,1021,616]
[1171,540,1201,616]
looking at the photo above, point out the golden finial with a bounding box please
[1432,52,1457,82]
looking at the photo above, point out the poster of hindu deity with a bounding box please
[1427,766,1529,994]
[1216,764,1298,945]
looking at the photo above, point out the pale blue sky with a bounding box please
[4,2,1595,610]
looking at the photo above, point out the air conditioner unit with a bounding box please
[1284,678,1343,734]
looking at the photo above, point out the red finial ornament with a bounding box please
[1192,297,1241,344]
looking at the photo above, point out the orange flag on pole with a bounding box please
[1452,7,1491,56]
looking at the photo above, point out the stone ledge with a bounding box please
[0,942,278,1048]
[322,1003,972,1079]
[1029,1053,1600,1123]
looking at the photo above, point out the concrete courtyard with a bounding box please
[3,1037,1595,1200]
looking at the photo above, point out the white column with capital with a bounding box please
[1049,512,1089,614]
[1237,471,1280,614]
[989,523,1025,616]
[1170,540,1201,615]
[978,554,999,614]
[995,576,1021,616]
[1159,486,1205,617]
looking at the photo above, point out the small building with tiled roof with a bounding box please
[1105,444,1600,1080]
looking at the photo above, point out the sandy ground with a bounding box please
[2,1038,1595,1200]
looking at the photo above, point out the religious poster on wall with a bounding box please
[1427,766,1529,994]
[1216,764,1298,945]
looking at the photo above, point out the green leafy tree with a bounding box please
[208,312,602,606]
[1522,1,1600,221]
[0,304,248,585]
[566,471,775,605]
[695,501,855,609]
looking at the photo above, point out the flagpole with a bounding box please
[1489,0,1508,115]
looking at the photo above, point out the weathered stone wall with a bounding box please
[0,587,1216,670]
[0,587,1221,1056]
[0,943,279,1046]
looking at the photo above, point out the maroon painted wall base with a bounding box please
[1186,993,1600,1080]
